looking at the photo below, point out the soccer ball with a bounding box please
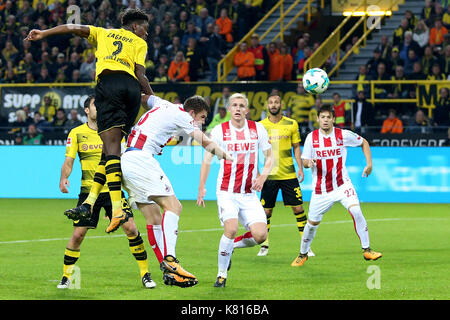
[302,68,330,94]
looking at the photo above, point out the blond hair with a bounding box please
[228,93,249,108]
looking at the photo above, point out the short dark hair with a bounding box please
[184,95,210,114]
[121,8,149,26]
[318,105,335,117]
[268,93,281,100]
[84,95,95,109]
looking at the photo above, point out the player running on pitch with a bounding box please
[291,105,382,267]
[197,93,274,288]
[121,94,232,288]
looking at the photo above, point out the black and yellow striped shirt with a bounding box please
[65,123,108,194]
[260,116,301,180]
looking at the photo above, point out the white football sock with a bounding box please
[300,222,319,255]
[348,206,370,249]
[233,231,257,249]
[217,234,234,278]
[162,211,179,258]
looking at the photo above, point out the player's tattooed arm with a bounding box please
[135,64,154,101]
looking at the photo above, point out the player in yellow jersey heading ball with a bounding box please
[258,93,314,259]
[26,9,154,233]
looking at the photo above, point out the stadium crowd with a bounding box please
[0,0,449,143]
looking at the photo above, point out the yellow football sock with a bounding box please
[63,248,80,279]
[105,155,123,218]
[85,154,106,206]
[128,232,149,278]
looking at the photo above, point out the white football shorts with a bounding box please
[307,180,360,223]
[121,150,174,209]
[216,191,267,230]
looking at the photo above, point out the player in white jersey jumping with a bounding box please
[291,105,382,267]
[121,94,232,287]
[197,93,274,287]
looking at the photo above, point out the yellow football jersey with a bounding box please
[65,123,109,194]
[87,26,147,81]
[260,116,301,180]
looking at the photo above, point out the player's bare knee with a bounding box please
[308,219,320,226]
[72,228,87,245]
[253,231,267,244]
[264,208,273,218]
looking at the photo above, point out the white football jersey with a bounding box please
[302,127,363,195]
[127,95,199,155]
[210,120,272,194]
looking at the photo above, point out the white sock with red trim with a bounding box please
[146,224,164,263]
[300,222,318,255]
[218,234,234,278]
[348,206,370,249]
[162,211,179,257]
[233,231,257,248]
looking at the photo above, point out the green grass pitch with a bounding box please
[0,199,449,300]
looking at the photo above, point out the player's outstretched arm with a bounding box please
[252,148,274,192]
[361,138,373,177]
[197,151,214,207]
[190,130,232,161]
[25,24,90,41]
[59,157,75,193]
[135,64,154,98]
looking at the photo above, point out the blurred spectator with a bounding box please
[180,0,196,18]
[387,47,405,75]
[23,123,44,145]
[39,95,57,122]
[288,82,314,127]
[405,10,419,30]
[213,86,231,116]
[70,69,82,83]
[79,52,96,82]
[422,46,439,75]
[195,8,214,37]
[442,44,450,75]
[166,36,184,61]
[404,49,419,75]
[167,22,183,44]
[233,42,255,81]
[376,35,392,60]
[203,24,226,82]
[168,51,190,82]
[228,0,246,40]
[429,19,448,47]
[52,108,68,130]
[216,8,233,43]
[153,64,169,82]
[427,62,447,80]
[433,87,450,132]
[280,43,293,81]
[181,21,201,47]
[206,106,230,134]
[65,52,81,79]
[332,92,351,128]
[353,65,370,97]
[159,0,180,20]
[366,49,387,77]
[413,20,430,54]
[33,111,52,133]
[381,109,404,134]
[268,42,283,81]
[248,33,269,81]
[153,24,169,46]
[66,109,83,130]
[1,39,19,62]
[161,12,175,35]
[393,18,412,47]
[185,37,202,81]
[407,109,432,133]
[389,65,408,99]
[353,91,374,133]
[8,109,28,135]
[3,68,18,83]
[14,133,23,145]
[210,0,228,19]
[399,31,420,62]
[371,62,391,99]
[444,5,450,29]
[36,67,53,83]
[292,37,306,65]
[148,37,167,64]
[143,0,159,20]
[422,0,436,27]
